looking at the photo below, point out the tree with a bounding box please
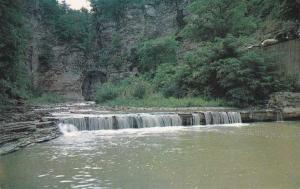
[138,37,178,76]
[0,0,28,104]
[90,0,141,26]
[177,36,295,106]
[183,0,258,41]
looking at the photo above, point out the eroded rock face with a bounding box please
[26,15,85,101]
[26,1,190,100]
[0,108,61,155]
[82,71,107,101]
[268,92,300,109]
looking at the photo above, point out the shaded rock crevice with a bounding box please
[81,71,107,101]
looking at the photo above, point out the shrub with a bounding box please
[138,36,178,75]
[132,82,146,99]
[152,63,190,98]
[95,83,119,103]
[27,93,66,105]
[102,94,226,108]
[182,0,258,41]
[179,35,296,107]
[118,77,153,99]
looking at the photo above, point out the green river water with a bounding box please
[1,121,300,189]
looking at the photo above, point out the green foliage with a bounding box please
[132,83,147,99]
[89,0,298,107]
[248,0,298,20]
[101,94,226,108]
[166,0,298,107]
[183,0,258,41]
[1,0,298,108]
[95,76,225,107]
[118,77,153,99]
[138,37,178,74]
[95,83,119,103]
[90,0,143,24]
[55,9,92,46]
[153,63,188,98]
[27,92,66,105]
[39,0,93,51]
[111,32,122,49]
[95,77,154,104]
[179,36,295,106]
[39,0,63,26]
[0,0,29,105]
[38,41,54,72]
[183,0,298,41]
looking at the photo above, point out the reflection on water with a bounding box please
[1,122,300,189]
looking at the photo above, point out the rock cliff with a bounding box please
[26,0,190,101]
[0,107,61,155]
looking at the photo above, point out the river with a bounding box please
[1,121,300,189]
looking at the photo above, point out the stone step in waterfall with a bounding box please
[58,112,242,131]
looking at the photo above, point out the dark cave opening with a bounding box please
[82,71,107,101]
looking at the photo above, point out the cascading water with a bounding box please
[276,111,284,122]
[58,112,242,131]
[204,112,213,125]
[58,123,79,135]
[202,112,241,125]
[227,112,242,123]
[192,113,201,125]
[60,113,182,131]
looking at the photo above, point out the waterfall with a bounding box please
[203,112,241,125]
[60,114,182,131]
[58,123,78,135]
[58,112,242,131]
[204,112,212,125]
[276,111,284,122]
[62,118,87,130]
[192,114,201,125]
[220,112,230,124]
[227,112,242,124]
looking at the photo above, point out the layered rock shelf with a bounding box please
[240,109,294,122]
[0,108,61,155]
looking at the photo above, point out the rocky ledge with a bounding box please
[268,92,300,109]
[239,92,300,122]
[0,107,61,155]
[240,108,300,122]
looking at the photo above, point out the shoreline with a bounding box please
[1,102,300,155]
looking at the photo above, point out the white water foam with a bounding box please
[55,112,244,132]
[58,123,79,136]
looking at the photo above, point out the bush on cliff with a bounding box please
[27,92,66,105]
[95,83,119,103]
[95,77,152,104]
[149,35,295,107]
[138,37,178,77]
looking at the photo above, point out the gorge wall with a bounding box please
[26,0,190,101]
[25,0,299,101]
[266,38,300,86]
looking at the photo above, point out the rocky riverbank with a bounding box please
[1,93,300,155]
[0,106,61,155]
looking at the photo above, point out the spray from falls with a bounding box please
[58,123,79,136]
[58,112,242,131]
